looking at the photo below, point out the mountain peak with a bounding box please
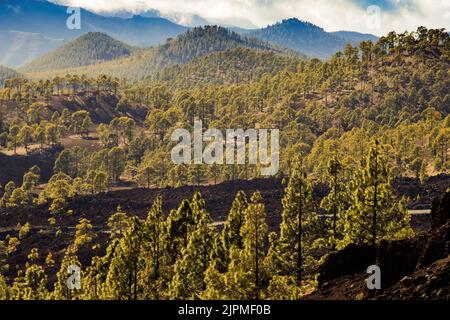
[274,18,324,31]
[161,25,277,64]
[20,32,133,73]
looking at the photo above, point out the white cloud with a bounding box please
[51,0,450,35]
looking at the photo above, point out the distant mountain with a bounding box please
[0,30,65,67]
[23,26,286,81]
[251,18,376,59]
[110,9,210,27]
[0,0,187,45]
[162,13,211,27]
[20,32,135,73]
[0,65,21,85]
[0,1,380,67]
[0,0,187,67]
[331,31,379,45]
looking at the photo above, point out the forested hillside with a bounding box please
[23,26,285,81]
[2,27,450,187]
[150,47,303,89]
[20,33,136,73]
[0,26,448,300]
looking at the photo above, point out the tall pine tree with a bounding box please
[104,217,144,300]
[214,191,248,272]
[341,140,414,249]
[140,196,169,299]
[224,192,268,300]
[266,157,319,287]
[52,245,81,300]
[169,212,213,299]
[166,199,195,263]
[320,153,347,249]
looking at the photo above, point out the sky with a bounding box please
[52,0,450,35]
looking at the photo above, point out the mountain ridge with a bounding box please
[19,32,136,73]
[22,26,289,81]
[331,31,379,45]
[0,0,187,67]
[251,18,376,59]
[1,1,379,67]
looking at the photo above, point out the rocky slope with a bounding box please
[310,191,450,300]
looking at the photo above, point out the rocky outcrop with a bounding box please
[378,255,450,300]
[313,191,450,300]
[376,190,449,288]
[376,237,424,289]
[431,191,450,231]
[317,244,375,285]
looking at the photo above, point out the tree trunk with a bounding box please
[297,183,303,286]
[255,212,259,300]
[372,159,378,249]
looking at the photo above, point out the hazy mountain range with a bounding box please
[19,26,291,82]
[0,0,379,68]
[250,19,379,59]
[0,0,186,67]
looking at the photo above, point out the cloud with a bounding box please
[51,0,450,35]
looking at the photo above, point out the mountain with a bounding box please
[331,31,379,45]
[0,30,65,68]
[161,13,211,27]
[0,1,379,67]
[110,9,211,27]
[0,65,21,85]
[20,32,136,73]
[251,18,376,59]
[23,26,284,81]
[0,0,187,67]
[0,0,187,45]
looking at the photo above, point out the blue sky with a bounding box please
[53,0,450,35]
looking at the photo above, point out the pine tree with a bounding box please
[166,199,195,263]
[107,206,129,240]
[0,240,8,273]
[104,217,144,300]
[169,212,213,299]
[201,260,226,300]
[320,153,347,249]
[341,140,414,249]
[80,256,104,300]
[169,193,214,299]
[11,248,48,300]
[74,218,94,249]
[266,157,319,287]
[215,191,248,272]
[139,196,169,299]
[81,239,119,300]
[224,192,268,300]
[52,245,81,300]
[45,252,55,268]
[0,181,15,207]
[264,274,303,300]
[0,273,7,300]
